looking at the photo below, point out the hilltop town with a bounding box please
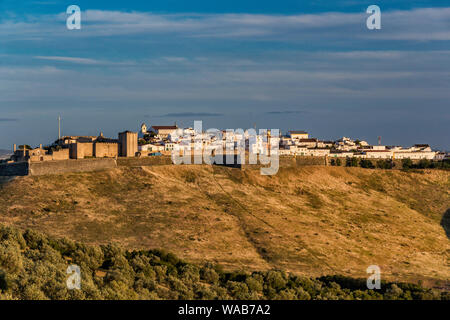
[1,121,448,166]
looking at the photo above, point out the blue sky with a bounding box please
[0,1,449,150]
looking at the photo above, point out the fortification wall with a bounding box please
[117,156,173,167]
[70,143,93,159]
[0,162,29,176]
[241,155,327,170]
[94,143,118,158]
[28,158,117,176]
[51,148,70,161]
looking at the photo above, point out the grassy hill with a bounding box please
[0,165,448,288]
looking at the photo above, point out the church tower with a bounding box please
[141,123,148,134]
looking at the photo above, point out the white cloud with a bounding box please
[1,7,449,41]
[34,56,102,64]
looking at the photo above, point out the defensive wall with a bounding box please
[0,158,116,176]
[117,156,173,167]
[0,155,440,177]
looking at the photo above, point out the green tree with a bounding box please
[401,158,413,169]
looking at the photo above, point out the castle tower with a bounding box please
[118,131,138,157]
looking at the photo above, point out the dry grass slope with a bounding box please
[0,165,449,287]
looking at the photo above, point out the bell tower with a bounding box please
[141,123,148,134]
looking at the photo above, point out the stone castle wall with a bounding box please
[28,158,117,176]
[70,143,94,159]
[2,154,429,177]
[94,143,118,158]
[117,156,173,167]
[240,155,327,170]
[51,148,70,161]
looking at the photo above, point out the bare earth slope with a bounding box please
[0,165,449,285]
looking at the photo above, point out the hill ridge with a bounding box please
[0,165,448,286]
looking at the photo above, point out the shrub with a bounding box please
[346,157,358,167]
[402,158,413,169]
[376,159,394,169]
[360,159,375,169]
[0,224,446,300]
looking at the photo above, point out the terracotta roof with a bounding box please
[299,138,317,142]
[152,126,178,130]
[289,131,308,134]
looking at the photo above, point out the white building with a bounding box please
[434,152,446,161]
[296,138,318,148]
[288,131,309,140]
[305,148,331,157]
[330,151,354,158]
[363,150,393,159]
[151,125,178,139]
[393,151,436,160]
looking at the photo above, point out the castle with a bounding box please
[10,131,138,163]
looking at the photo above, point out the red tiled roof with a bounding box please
[299,138,317,142]
[152,126,178,130]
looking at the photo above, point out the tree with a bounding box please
[345,157,353,167]
[376,159,394,169]
[417,159,431,169]
[360,159,375,169]
[402,158,413,169]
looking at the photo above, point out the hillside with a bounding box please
[0,224,446,300]
[0,165,449,287]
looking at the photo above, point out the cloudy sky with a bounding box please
[0,0,449,150]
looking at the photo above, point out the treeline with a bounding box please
[0,225,447,300]
[330,157,449,170]
[330,158,395,169]
[401,158,450,170]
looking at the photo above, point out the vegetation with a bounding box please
[345,157,359,167]
[376,159,395,169]
[330,158,341,166]
[139,132,158,146]
[0,225,447,300]
[359,159,375,169]
[336,157,447,170]
[402,158,450,170]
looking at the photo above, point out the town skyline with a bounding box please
[1,116,448,153]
